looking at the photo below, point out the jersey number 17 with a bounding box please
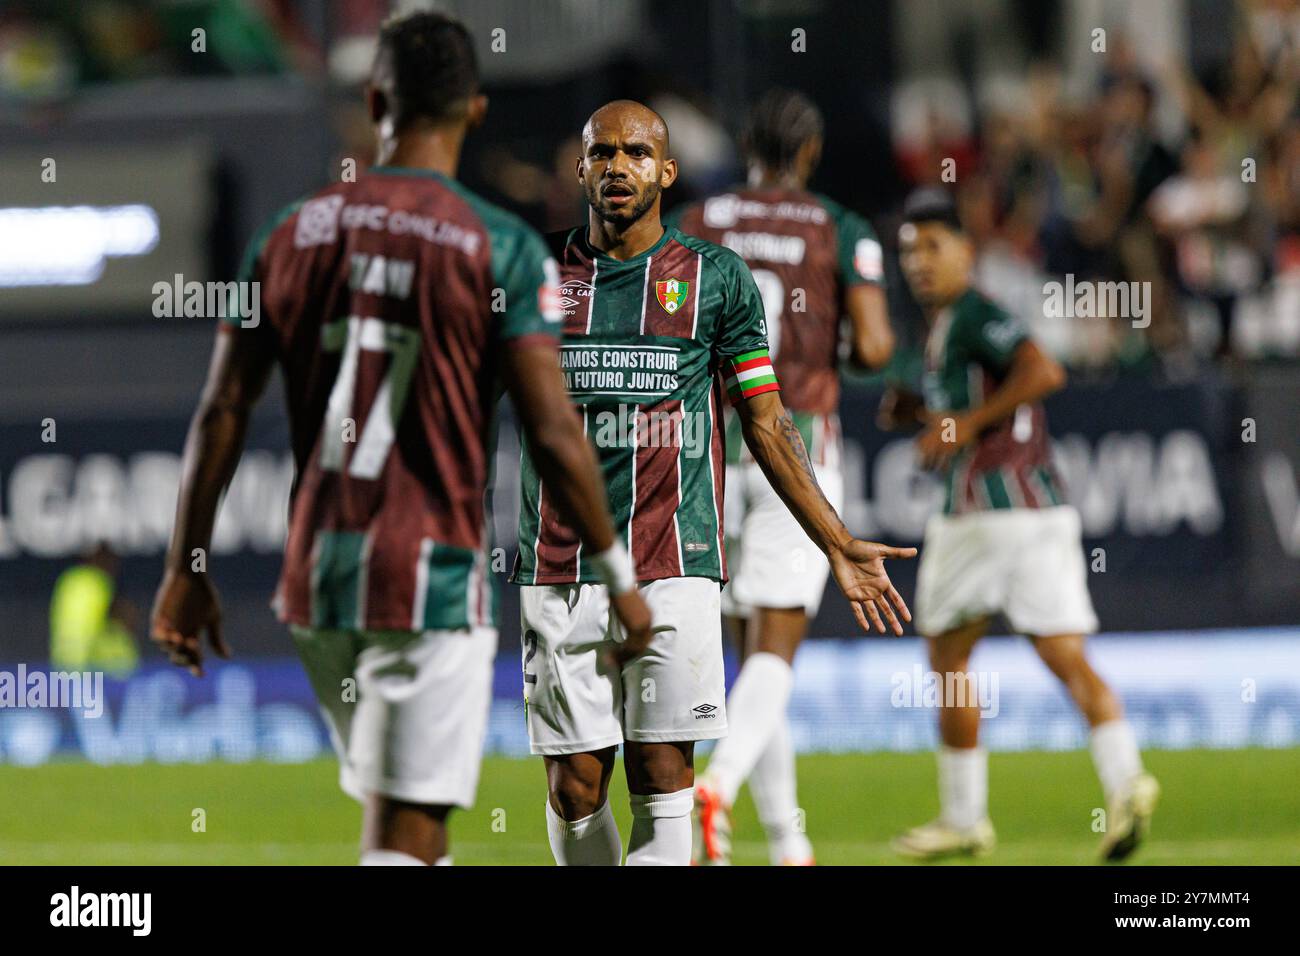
[318,315,420,479]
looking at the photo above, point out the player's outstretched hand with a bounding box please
[150,569,230,677]
[828,538,917,635]
[606,588,654,668]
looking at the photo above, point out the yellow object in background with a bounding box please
[49,564,139,677]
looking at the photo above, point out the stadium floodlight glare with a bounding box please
[0,204,160,287]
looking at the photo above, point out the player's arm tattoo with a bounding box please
[777,410,823,496]
[748,403,851,551]
[784,411,849,536]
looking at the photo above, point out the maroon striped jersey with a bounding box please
[513,226,775,585]
[224,166,560,631]
[922,288,1066,513]
[669,187,884,464]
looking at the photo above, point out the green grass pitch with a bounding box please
[2,749,1297,864]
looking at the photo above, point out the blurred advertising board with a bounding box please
[1,372,1295,661]
[0,145,212,317]
[1,629,1296,766]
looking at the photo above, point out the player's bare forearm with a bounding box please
[739,391,916,634]
[846,284,895,370]
[166,328,273,574]
[966,339,1065,433]
[502,343,617,555]
[736,390,851,557]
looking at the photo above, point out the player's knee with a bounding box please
[545,749,614,820]
[624,742,692,794]
[549,770,605,820]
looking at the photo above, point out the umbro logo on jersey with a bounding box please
[557,279,595,314]
[656,278,690,315]
[693,703,718,719]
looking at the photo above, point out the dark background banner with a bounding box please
[2,368,1291,664]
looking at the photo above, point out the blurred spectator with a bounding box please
[0,0,319,103]
[50,542,140,677]
[1150,130,1257,355]
[893,0,1300,366]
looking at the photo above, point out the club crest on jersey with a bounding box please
[656,278,690,315]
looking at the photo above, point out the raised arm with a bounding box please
[151,325,275,674]
[736,389,916,634]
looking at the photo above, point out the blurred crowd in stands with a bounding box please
[3,0,1298,367]
[0,1,324,88]
[892,0,1300,369]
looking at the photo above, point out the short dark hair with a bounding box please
[902,187,963,232]
[742,88,824,172]
[374,11,478,130]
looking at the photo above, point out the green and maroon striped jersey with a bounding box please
[513,225,775,585]
[225,166,561,632]
[922,288,1066,514]
[668,188,882,466]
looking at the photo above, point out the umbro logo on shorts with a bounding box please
[692,703,718,719]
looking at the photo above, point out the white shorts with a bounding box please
[291,625,496,808]
[915,505,1099,638]
[520,576,727,755]
[721,459,843,618]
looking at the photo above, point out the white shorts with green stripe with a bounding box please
[291,624,496,808]
[915,505,1099,638]
[520,576,726,755]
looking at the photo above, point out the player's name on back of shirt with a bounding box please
[346,253,416,300]
[717,231,808,265]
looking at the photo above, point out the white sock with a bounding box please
[626,788,693,866]
[434,856,453,866]
[360,849,427,866]
[750,717,813,865]
[938,746,988,829]
[704,653,793,805]
[545,798,622,866]
[1090,719,1144,798]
